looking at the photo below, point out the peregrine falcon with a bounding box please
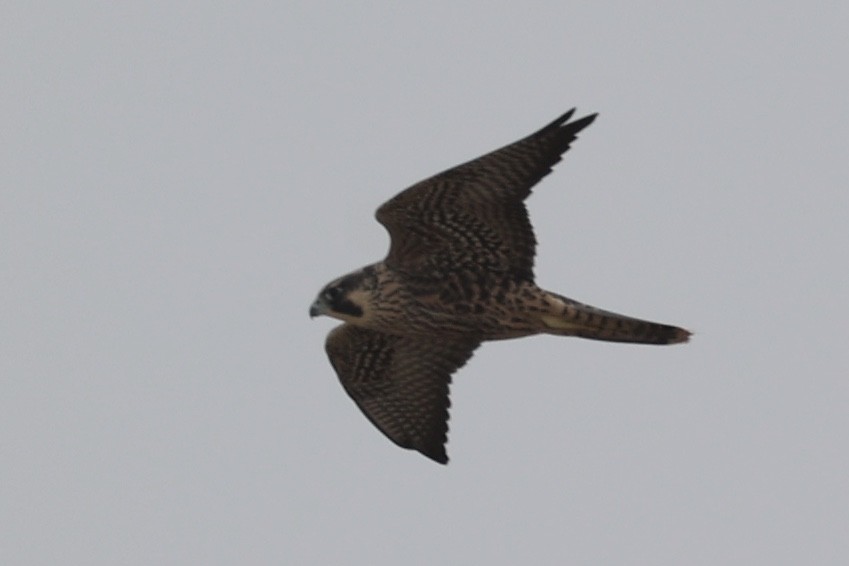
[310,109,690,464]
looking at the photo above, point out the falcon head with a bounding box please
[310,266,377,322]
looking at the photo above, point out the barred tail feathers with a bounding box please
[541,293,690,345]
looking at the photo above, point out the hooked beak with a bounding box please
[309,299,324,318]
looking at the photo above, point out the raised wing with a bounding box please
[325,324,480,464]
[376,109,597,283]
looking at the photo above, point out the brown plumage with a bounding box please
[310,109,690,464]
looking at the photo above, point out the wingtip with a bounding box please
[421,446,449,465]
[559,108,577,123]
[567,111,598,131]
[537,108,598,137]
[583,112,600,124]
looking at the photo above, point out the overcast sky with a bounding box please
[2,3,848,565]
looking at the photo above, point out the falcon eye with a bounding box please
[324,286,343,302]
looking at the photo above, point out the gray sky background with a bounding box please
[3,3,848,565]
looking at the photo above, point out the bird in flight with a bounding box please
[310,109,690,464]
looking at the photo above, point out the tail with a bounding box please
[541,293,690,345]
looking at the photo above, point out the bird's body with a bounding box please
[311,109,690,464]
